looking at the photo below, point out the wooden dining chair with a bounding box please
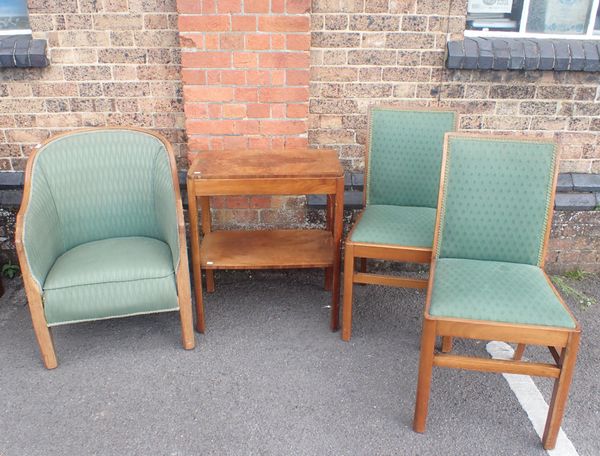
[341,106,456,341]
[413,133,580,450]
[16,128,195,368]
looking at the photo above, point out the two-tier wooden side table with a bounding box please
[187,148,345,333]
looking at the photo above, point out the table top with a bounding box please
[188,148,343,180]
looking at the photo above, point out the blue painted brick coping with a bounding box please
[0,171,598,212]
[0,35,48,68]
[447,38,600,72]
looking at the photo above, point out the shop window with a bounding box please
[466,0,600,38]
[0,0,31,35]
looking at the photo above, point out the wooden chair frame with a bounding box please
[15,127,195,369]
[413,133,581,450]
[342,105,458,341]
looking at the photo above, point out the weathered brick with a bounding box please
[536,86,575,100]
[258,16,310,32]
[347,49,396,65]
[349,15,400,31]
[386,32,435,49]
[489,85,536,99]
[324,15,348,30]
[311,32,360,48]
[519,101,558,116]
[94,14,143,29]
[361,33,386,48]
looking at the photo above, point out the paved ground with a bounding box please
[0,268,599,456]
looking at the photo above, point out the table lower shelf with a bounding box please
[200,229,334,269]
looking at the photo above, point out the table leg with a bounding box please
[200,196,215,293]
[187,184,205,333]
[330,176,344,331]
[324,194,334,291]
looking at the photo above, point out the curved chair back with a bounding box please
[435,134,558,266]
[22,128,179,288]
[366,107,456,208]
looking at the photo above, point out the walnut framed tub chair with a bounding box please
[341,106,457,341]
[16,128,196,369]
[413,134,580,450]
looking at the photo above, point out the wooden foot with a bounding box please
[177,261,196,349]
[33,321,58,369]
[205,270,215,293]
[542,332,580,450]
[413,319,437,432]
[342,244,355,341]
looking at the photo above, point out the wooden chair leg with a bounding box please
[413,318,437,433]
[513,343,526,361]
[355,258,367,286]
[34,325,57,369]
[205,270,215,293]
[441,336,453,353]
[27,294,58,369]
[360,258,367,273]
[324,193,334,292]
[341,244,355,341]
[324,267,332,291]
[542,332,580,450]
[176,263,196,350]
[187,192,205,333]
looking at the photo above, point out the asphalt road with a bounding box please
[0,269,598,456]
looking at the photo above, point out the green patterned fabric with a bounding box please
[437,137,557,266]
[367,108,455,208]
[21,129,182,326]
[350,205,436,248]
[43,237,178,326]
[429,258,575,328]
[23,129,180,290]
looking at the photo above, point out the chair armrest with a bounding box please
[16,166,64,291]
[153,151,181,269]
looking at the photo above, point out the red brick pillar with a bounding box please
[177,0,311,157]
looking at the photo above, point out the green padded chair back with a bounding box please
[23,129,180,287]
[366,107,456,208]
[435,135,558,266]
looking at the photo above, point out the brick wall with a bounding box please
[176,0,312,227]
[309,0,600,174]
[1,0,599,271]
[0,0,185,171]
[177,0,311,154]
[550,211,600,273]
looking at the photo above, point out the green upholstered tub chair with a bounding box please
[413,134,580,450]
[341,106,456,341]
[15,128,195,369]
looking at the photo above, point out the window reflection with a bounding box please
[467,0,524,32]
[0,0,30,32]
[527,0,593,34]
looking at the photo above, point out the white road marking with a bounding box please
[485,341,579,456]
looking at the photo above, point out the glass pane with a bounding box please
[0,0,30,32]
[594,4,600,32]
[526,0,593,34]
[466,0,523,32]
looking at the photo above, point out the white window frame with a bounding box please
[465,0,600,40]
[0,0,32,36]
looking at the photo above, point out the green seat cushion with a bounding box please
[429,258,576,329]
[43,236,178,326]
[350,205,436,248]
